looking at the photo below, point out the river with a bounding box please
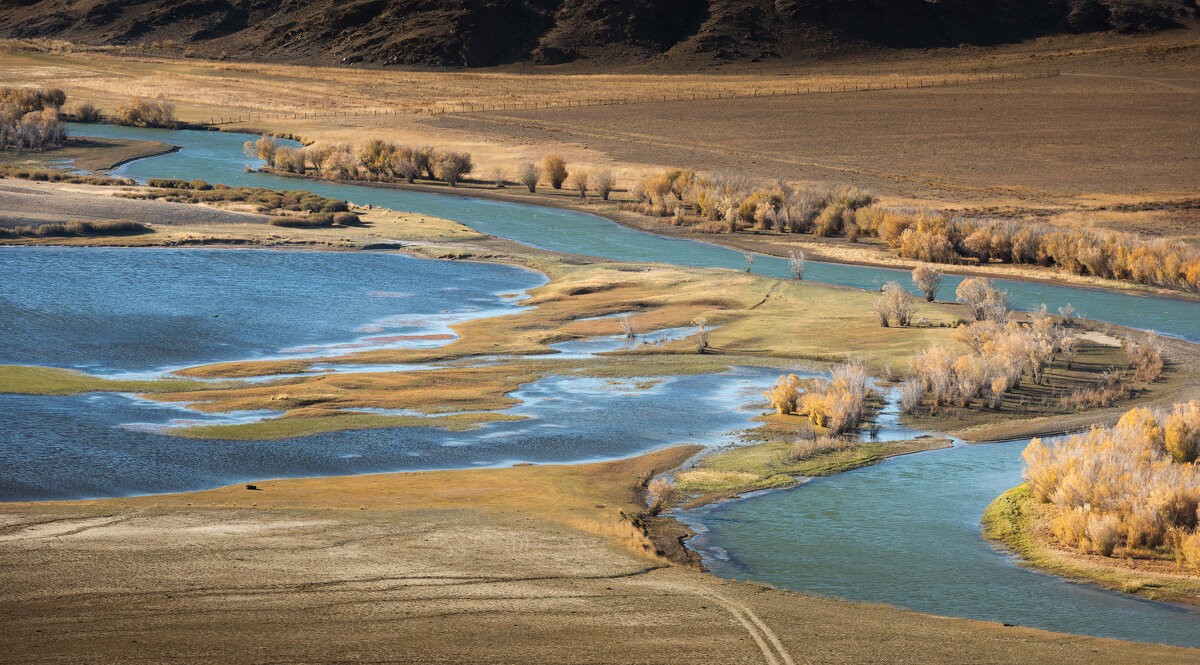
[12,123,1197,646]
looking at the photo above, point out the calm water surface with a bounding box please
[681,441,1200,647]
[0,247,778,501]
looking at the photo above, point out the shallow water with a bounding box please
[681,441,1200,648]
[0,367,778,502]
[67,123,1200,342]
[0,246,542,374]
[0,248,784,502]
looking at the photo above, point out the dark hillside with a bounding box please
[1,0,1195,67]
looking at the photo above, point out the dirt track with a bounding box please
[0,181,268,228]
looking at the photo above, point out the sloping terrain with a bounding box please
[1,0,1196,67]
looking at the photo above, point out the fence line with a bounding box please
[201,70,1060,124]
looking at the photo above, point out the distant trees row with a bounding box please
[862,210,1200,294]
[625,168,874,235]
[247,136,478,188]
[1023,403,1200,567]
[0,87,67,152]
[627,168,1200,293]
[246,136,620,198]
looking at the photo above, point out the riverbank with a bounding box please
[264,169,1200,303]
[983,485,1200,607]
[672,435,954,509]
[4,447,1199,664]
[0,135,176,174]
[4,177,1200,656]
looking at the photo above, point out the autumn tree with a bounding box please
[569,170,589,198]
[517,162,540,193]
[912,265,942,302]
[543,155,568,189]
[593,168,615,200]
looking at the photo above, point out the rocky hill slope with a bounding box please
[2,0,1196,67]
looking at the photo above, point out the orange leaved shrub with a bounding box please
[1023,403,1200,567]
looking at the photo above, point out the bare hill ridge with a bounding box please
[1,0,1196,67]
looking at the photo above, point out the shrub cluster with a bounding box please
[130,184,348,215]
[0,219,150,238]
[873,281,915,327]
[907,309,1067,411]
[1059,370,1131,411]
[1125,337,1164,383]
[763,359,869,435]
[1023,403,1200,567]
[0,87,68,152]
[247,136,478,187]
[0,165,132,186]
[269,214,334,228]
[112,98,177,129]
[625,169,873,236]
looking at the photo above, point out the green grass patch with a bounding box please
[676,436,949,498]
[0,365,220,395]
[173,411,527,440]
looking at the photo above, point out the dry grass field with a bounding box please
[2,30,1197,247]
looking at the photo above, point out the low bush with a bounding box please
[787,435,854,461]
[0,219,150,237]
[1125,337,1164,383]
[0,165,133,186]
[543,155,568,189]
[1060,370,1131,411]
[332,212,362,226]
[112,98,177,129]
[131,186,348,215]
[65,100,100,123]
[269,213,333,228]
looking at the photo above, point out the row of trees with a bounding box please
[763,359,869,435]
[247,136,621,197]
[628,167,1200,293]
[1022,403,1200,567]
[627,168,874,235]
[870,212,1200,293]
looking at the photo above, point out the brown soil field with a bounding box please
[3,447,1199,665]
[3,31,1197,248]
